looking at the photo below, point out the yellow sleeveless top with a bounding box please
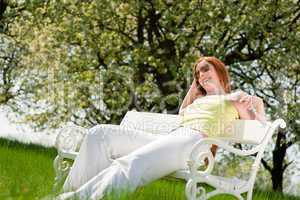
[180,95,239,137]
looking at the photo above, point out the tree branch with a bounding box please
[261,158,272,172]
[283,160,293,172]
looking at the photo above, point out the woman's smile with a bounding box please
[201,77,212,85]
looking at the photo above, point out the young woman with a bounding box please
[57,56,266,200]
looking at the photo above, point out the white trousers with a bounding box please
[59,124,206,200]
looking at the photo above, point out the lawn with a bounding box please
[0,138,299,200]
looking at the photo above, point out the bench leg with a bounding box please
[247,189,253,200]
[185,179,207,200]
[53,155,71,192]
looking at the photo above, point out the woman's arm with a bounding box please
[179,79,203,115]
[249,96,267,122]
[237,91,267,122]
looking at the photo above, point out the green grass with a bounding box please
[0,138,57,199]
[0,137,299,200]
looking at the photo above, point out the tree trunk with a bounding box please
[0,0,8,33]
[271,162,284,192]
[0,0,8,19]
[270,131,288,192]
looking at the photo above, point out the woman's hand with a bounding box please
[189,79,203,98]
[231,90,266,122]
[238,91,257,112]
[179,79,203,115]
[227,90,256,110]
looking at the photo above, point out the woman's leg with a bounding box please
[58,127,208,200]
[63,124,162,192]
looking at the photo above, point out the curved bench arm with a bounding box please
[191,138,260,158]
[187,118,286,177]
[55,125,87,153]
[187,138,264,178]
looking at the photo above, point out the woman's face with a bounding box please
[195,60,222,94]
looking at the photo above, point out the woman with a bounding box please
[58,56,266,200]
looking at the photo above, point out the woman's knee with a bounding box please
[89,124,112,135]
[89,124,121,134]
[85,125,109,143]
[86,124,121,142]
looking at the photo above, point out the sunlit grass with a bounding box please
[0,138,299,200]
[0,138,56,199]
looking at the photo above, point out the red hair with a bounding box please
[192,56,231,95]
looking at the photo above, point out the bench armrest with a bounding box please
[187,138,263,179]
[192,138,261,157]
[55,125,87,153]
[187,118,286,177]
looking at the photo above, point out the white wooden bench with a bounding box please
[53,110,286,200]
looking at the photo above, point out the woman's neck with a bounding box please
[206,88,225,95]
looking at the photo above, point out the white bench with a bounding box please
[53,110,286,200]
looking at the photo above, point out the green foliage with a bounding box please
[1,0,298,130]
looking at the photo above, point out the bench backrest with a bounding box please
[120,110,181,135]
[120,110,270,145]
